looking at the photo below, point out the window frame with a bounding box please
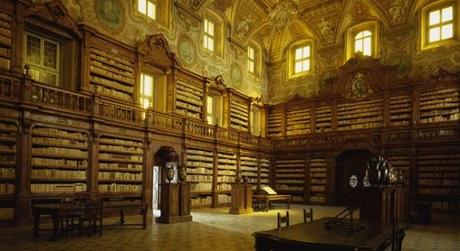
[288,41,314,78]
[421,1,459,50]
[137,0,157,20]
[203,18,215,52]
[353,30,373,57]
[247,46,256,74]
[345,21,379,61]
[24,32,61,86]
[139,72,155,109]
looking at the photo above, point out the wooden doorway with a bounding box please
[335,149,372,207]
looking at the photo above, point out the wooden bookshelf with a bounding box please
[98,136,144,193]
[259,157,270,186]
[31,127,88,194]
[0,12,11,70]
[89,48,135,102]
[315,105,332,133]
[417,153,460,211]
[216,152,237,205]
[275,159,305,203]
[186,148,213,207]
[390,94,412,127]
[230,96,249,131]
[267,107,283,137]
[337,99,383,131]
[240,155,258,184]
[309,158,327,203]
[175,80,203,120]
[286,107,311,136]
[419,87,460,124]
[0,121,16,222]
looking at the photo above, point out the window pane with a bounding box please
[208,21,214,36]
[138,0,147,14]
[207,96,214,114]
[248,61,254,73]
[363,37,372,56]
[41,71,57,86]
[363,30,372,37]
[295,62,302,73]
[44,40,58,69]
[248,47,254,59]
[442,6,453,22]
[441,23,453,39]
[355,39,363,53]
[204,20,208,32]
[429,27,441,42]
[203,36,208,49]
[209,38,214,51]
[303,46,310,57]
[295,48,302,59]
[355,31,364,39]
[302,60,310,71]
[147,1,156,19]
[26,35,41,65]
[429,10,441,25]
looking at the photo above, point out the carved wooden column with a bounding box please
[143,139,154,209]
[88,131,99,197]
[16,113,32,223]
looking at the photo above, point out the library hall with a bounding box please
[0,0,459,250]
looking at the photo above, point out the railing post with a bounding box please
[182,118,186,137]
[20,71,32,103]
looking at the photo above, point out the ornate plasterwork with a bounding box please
[388,0,409,25]
[235,15,255,40]
[346,72,373,99]
[269,0,298,29]
[318,18,336,45]
[94,0,126,34]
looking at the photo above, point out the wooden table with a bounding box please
[32,204,85,240]
[253,217,406,251]
[253,195,291,212]
[102,201,148,229]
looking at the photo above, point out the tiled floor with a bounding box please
[0,205,458,251]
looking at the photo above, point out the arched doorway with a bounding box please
[335,149,372,207]
[153,146,179,217]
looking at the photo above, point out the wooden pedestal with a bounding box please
[359,186,407,223]
[229,183,253,214]
[156,183,193,224]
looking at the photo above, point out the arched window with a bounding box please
[354,30,372,56]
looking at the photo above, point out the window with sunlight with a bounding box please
[140,73,154,109]
[354,30,372,56]
[207,95,215,125]
[203,19,215,52]
[138,0,156,20]
[248,46,255,73]
[428,5,454,43]
[294,46,310,74]
[25,33,60,86]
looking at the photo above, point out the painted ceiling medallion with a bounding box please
[178,34,196,67]
[94,0,125,34]
[269,0,298,29]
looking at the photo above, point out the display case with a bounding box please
[31,127,88,194]
[275,159,305,203]
[309,158,327,203]
[97,136,144,194]
[175,80,204,120]
[89,48,135,103]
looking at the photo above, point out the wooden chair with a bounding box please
[277,211,290,229]
[60,197,83,235]
[81,198,103,236]
[303,208,313,223]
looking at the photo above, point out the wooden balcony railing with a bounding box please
[0,72,271,149]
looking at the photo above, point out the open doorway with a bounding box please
[152,165,160,217]
[335,149,372,207]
